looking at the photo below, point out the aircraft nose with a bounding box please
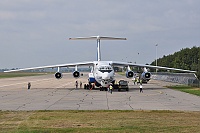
[102,76,112,83]
[102,75,110,80]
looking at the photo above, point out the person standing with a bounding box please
[110,84,113,94]
[75,81,78,89]
[107,85,110,92]
[80,81,82,88]
[84,84,86,89]
[139,84,143,93]
[28,82,31,90]
[136,77,139,85]
[133,77,136,85]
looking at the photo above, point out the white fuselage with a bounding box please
[92,61,115,87]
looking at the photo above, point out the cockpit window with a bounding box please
[98,66,113,73]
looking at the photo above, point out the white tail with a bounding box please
[69,36,126,61]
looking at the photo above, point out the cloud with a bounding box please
[0,0,199,68]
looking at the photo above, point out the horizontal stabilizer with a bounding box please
[69,36,126,40]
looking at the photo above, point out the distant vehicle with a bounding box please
[118,80,129,91]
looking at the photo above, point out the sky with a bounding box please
[0,0,199,69]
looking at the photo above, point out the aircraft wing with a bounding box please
[111,61,196,73]
[4,61,94,73]
[4,60,196,73]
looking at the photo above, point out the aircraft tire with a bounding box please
[104,87,108,91]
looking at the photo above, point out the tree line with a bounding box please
[150,46,200,79]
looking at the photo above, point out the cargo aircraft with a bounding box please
[4,36,196,89]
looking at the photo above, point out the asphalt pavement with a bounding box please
[0,73,200,111]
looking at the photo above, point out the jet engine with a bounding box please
[73,71,80,78]
[141,72,151,82]
[144,72,151,79]
[55,72,62,79]
[126,71,134,78]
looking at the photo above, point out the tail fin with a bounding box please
[69,36,126,61]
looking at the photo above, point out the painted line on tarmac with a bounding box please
[55,81,74,88]
[138,90,163,96]
[0,78,52,88]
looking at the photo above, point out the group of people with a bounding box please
[132,76,142,85]
[75,81,83,89]
[84,82,95,90]
[76,81,96,90]
[28,80,142,93]
[132,77,143,93]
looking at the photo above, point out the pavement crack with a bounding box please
[45,88,76,110]
[106,91,109,110]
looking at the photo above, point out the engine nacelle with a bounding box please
[55,72,62,79]
[141,72,151,81]
[126,71,134,78]
[73,71,80,78]
[144,72,151,79]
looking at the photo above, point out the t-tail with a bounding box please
[69,36,126,61]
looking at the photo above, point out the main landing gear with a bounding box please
[100,87,108,91]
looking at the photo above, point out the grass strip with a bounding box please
[167,85,200,96]
[0,72,48,79]
[0,110,200,133]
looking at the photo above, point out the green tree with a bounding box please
[150,46,200,79]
